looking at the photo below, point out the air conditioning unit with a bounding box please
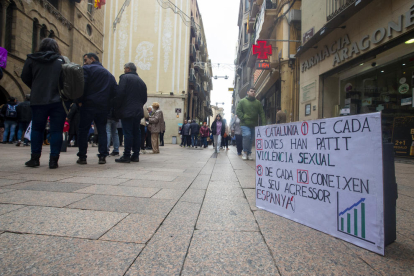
[287,9,301,25]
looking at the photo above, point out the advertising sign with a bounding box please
[255,113,385,255]
[392,116,414,157]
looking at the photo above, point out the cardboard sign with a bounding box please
[255,113,384,255]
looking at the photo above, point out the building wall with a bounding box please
[0,0,104,104]
[299,0,414,120]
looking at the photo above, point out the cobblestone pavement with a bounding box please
[0,143,413,275]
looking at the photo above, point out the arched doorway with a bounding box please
[0,86,10,106]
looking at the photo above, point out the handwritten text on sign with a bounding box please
[255,113,384,255]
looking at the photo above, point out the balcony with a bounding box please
[249,0,261,21]
[196,50,200,63]
[191,17,196,37]
[190,44,196,61]
[195,35,201,50]
[326,0,356,21]
[189,68,196,86]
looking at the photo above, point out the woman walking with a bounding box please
[21,38,68,169]
[211,114,225,153]
[148,102,164,153]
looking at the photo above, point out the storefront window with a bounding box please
[337,53,414,143]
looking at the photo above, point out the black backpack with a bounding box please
[6,104,17,118]
[59,57,84,114]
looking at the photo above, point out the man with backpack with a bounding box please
[16,94,32,146]
[76,53,117,165]
[190,119,200,148]
[1,97,18,144]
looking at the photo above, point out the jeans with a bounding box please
[191,134,198,147]
[221,136,228,148]
[18,121,30,144]
[201,137,207,147]
[121,116,141,158]
[185,135,191,146]
[78,105,108,158]
[106,119,120,153]
[213,134,221,152]
[31,102,67,157]
[3,120,17,142]
[241,126,255,155]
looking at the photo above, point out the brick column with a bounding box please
[0,0,10,47]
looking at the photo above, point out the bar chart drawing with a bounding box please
[337,193,374,244]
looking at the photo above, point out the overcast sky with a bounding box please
[198,0,240,122]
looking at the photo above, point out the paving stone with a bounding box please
[0,190,90,207]
[121,179,191,190]
[398,184,414,198]
[396,208,414,240]
[0,178,28,187]
[100,214,164,243]
[0,204,25,215]
[254,210,379,275]
[59,176,129,185]
[125,228,194,276]
[0,206,127,239]
[196,197,258,231]
[182,231,279,275]
[0,189,15,194]
[119,173,177,182]
[74,185,160,198]
[189,174,211,189]
[180,189,206,204]
[397,194,414,213]
[238,176,256,188]
[151,188,186,200]
[68,195,176,217]
[343,235,414,275]
[162,201,201,230]
[205,187,245,198]
[5,181,92,193]
[0,233,143,275]
[243,188,259,211]
[4,173,72,182]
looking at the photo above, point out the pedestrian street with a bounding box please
[0,144,413,275]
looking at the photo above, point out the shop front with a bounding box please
[299,0,414,157]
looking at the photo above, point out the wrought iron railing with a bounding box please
[326,0,356,21]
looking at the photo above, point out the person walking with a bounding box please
[148,102,164,154]
[200,121,210,148]
[67,103,80,147]
[190,119,200,148]
[140,104,149,153]
[221,120,230,150]
[16,94,32,146]
[230,114,243,156]
[1,97,18,144]
[114,62,147,163]
[180,120,187,147]
[76,53,117,165]
[276,106,287,124]
[20,38,68,168]
[236,87,265,160]
[211,114,225,153]
[182,120,191,147]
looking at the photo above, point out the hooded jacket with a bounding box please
[236,96,266,128]
[114,72,147,119]
[182,122,191,136]
[21,51,65,106]
[80,61,117,111]
[190,122,200,135]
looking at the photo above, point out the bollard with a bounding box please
[383,143,397,246]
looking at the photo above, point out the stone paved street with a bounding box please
[0,143,413,275]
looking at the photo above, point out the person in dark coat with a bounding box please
[190,120,200,148]
[67,103,80,147]
[1,97,18,144]
[182,120,191,147]
[211,114,226,153]
[114,62,147,163]
[16,94,32,146]
[20,38,68,169]
[76,53,117,165]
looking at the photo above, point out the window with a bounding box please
[5,2,15,51]
[40,25,48,41]
[32,19,39,53]
[244,23,248,44]
[86,24,92,36]
[88,0,93,14]
[48,30,55,38]
[47,0,59,10]
[245,0,250,12]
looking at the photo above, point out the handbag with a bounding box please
[223,132,228,138]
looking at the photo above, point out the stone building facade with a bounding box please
[0,0,104,105]
[102,0,212,144]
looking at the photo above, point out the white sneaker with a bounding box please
[242,152,247,160]
[141,150,146,154]
[247,154,254,161]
